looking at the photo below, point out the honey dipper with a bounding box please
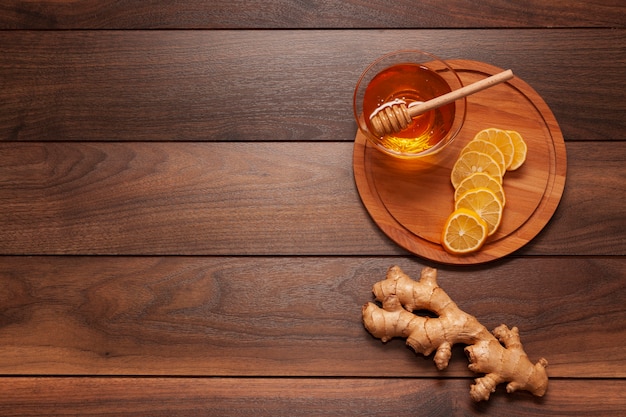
[369,69,514,137]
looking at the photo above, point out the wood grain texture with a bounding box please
[1,0,624,29]
[2,1,624,414]
[0,141,623,256]
[0,257,624,377]
[1,30,625,142]
[0,377,624,416]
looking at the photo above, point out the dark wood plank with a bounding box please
[0,141,623,256]
[0,377,624,416]
[1,30,624,142]
[1,0,624,29]
[0,256,623,377]
[0,141,379,255]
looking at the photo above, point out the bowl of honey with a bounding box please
[354,50,466,158]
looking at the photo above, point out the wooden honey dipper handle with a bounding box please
[370,69,514,137]
[407,69,513,117]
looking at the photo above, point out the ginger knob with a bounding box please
[362,266,548,402]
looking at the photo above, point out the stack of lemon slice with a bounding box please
[442,128,527,255]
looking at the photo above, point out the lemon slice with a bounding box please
[450,150,503,189]
[441,208,489,254]
[460,139,506,174]
[454,172,506,206]
[455,187,504,236]
[473,128,515,170]
[506,130,528,171]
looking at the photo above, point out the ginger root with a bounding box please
[362,266,548,401]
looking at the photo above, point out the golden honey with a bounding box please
[363,63,455,154]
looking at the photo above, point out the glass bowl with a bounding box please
[353,50,466,159]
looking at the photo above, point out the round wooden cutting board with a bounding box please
[353,60,567,265]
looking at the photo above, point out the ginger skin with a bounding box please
[362,266,548,402]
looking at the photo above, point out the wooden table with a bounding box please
[1,1,624,415]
